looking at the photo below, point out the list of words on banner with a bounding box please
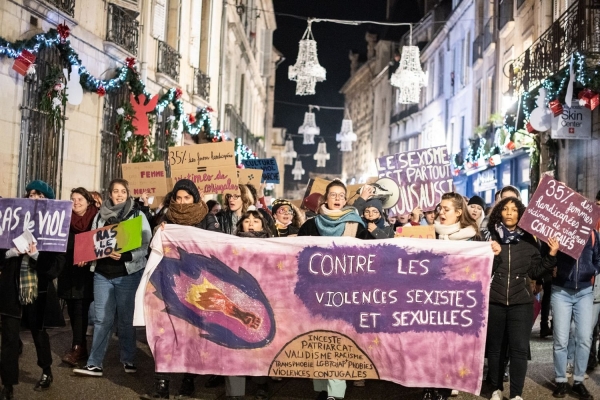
[518,175,600,259]
[376,146,453,215]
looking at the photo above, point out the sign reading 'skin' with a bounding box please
[551,101,592,140]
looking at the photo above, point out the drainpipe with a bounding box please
[217,0,227,132]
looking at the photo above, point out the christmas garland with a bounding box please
[0,25,257,162]
[39,66,68,132]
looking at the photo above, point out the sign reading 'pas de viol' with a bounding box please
[134,227,493,395]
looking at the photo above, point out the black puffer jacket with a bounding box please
[490,231,556,306]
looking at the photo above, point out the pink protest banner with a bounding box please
[518,175,600,259]
[134,226,494,395]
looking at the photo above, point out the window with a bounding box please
[428,60,435,102]
[189,0,202,68]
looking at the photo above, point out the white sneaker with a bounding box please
[490,389,502,400]
[451,389,459,396]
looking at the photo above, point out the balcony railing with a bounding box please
[499,0,514,31]
[472,35,483,65]
[193,69,210,100]
[157,40,181,81]
[483,18,495,50]
[512,0,600,92]
[45,0,75,17]
[106,4,140,56]
[391,104,419,124]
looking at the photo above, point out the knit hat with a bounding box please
[271,199,293,215]
[303,192,322,213]
[26,180,55,199]
[172,179,200,203]
[364,198,384,215]
[467,195,486,209]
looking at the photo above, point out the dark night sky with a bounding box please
[272,1,422,192]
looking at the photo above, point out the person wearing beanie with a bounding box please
[270,199,304,237]
[358,198,394,239]
[468,195,489,240]
[25,180,55,200]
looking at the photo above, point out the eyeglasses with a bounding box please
[227,194,241,200]
[328,192,346,200]
[276,209,294,215]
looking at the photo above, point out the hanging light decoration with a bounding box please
[288,21,326,96]
[336,119,357,152]
[313,139,330,167]
[299,107,320,144]
[281,136,297,166]
[291,160,305,181]
[390,27,427,104]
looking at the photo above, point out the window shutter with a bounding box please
[189,0,201,68]
[153,0,166,41]
[260,29,273,77]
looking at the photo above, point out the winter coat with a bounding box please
[216,210,236,235]
[90,208,152,275]
[490,231,557,306]
[297,217,366,238]
[541,230,600,290]
[269,224,300,237]
[163,212,222,232]
[57,228,94,300]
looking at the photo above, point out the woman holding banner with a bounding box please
[58,187,97,367]
[485,197,559,400]
[73,178,151,378]
[298,179,365,400]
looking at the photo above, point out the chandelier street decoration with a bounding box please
[299,106,320,144]
[336,119,357,152]
[288,21,326,96]
[291,160,305,181]
[391,27,427,104]
[282,136,297,166]
[313,139,330,167]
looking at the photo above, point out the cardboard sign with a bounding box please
[518,175,600,259]
[169,142,236,170]
[301,178,330,210]
[0,199,72,252]
[73,216,143,264]
[551,101,592,140]
[376,146,453,216]
[171,166,239,195]
[122,162,169,197]
[241,158,280,183]
[237,168,262,188]
[394,225,436,239]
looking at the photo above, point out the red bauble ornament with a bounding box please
[188,113,196,124]
[175,88,183,100]
[454,168,461,176]
[578,88,599,111]
[549,99,563,117]
[125,57,136,69]
[506,141,516,151]
[212,137,218,142]
[526,122,536,133]
[57,22,70,41]
[97,85,106,97]
[206,106,214,113]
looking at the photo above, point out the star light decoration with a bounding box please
[336,119,357,151]
[288,21,326,96]
[313,139,330,167]
[282,136,297,165]
[299,108,320,144]
[291,160,305,181]
[391,44,427,104]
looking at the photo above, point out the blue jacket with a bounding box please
[543,231,600,290]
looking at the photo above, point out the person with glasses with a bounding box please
[269,199,304,237]
[298,180,365,400]
[215,185,254,235]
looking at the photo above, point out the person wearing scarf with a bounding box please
[0,181,66,398]
[147,179,220,399]
[74,179,151,379]
[298,180,365,400]
[58,188,98,367]
[355,198,394,240]
[486,197,559,400]
[269,199,303,237]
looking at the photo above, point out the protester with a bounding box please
[423,210,436,226]
[0,180,65,398]
[270,199,303,237]
[298,179,365,400]
[499,185,521,201]
[467,195,489,240]
[486,197,559,400]
[58,187,97,367]
[74,178,151,377]
[206,199,222,215]
[237,208,272,238]
[358,198,394,239]
[148,179,221,399]
[216,184,254,235]
[245,183,274,226]
[544,217,600,399]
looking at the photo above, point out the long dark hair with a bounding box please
[235,210,272,236]
[487,197,526,232]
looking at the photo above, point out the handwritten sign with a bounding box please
[169,142,235,170]
[0,199,72,252]
[237,168,262,188]
[241,158,280,183]
[518,175,600,259]
[73,216,142,264]
[376,146,453,215]
[171,166,239,195]
[395,225,435,239]
[122,162,169,197]
[138,227,494,395]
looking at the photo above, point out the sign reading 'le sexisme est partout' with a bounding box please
[376,146,453,215]
[0,199,72,252]
[518,175,600,259]
[168,142,239,195]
